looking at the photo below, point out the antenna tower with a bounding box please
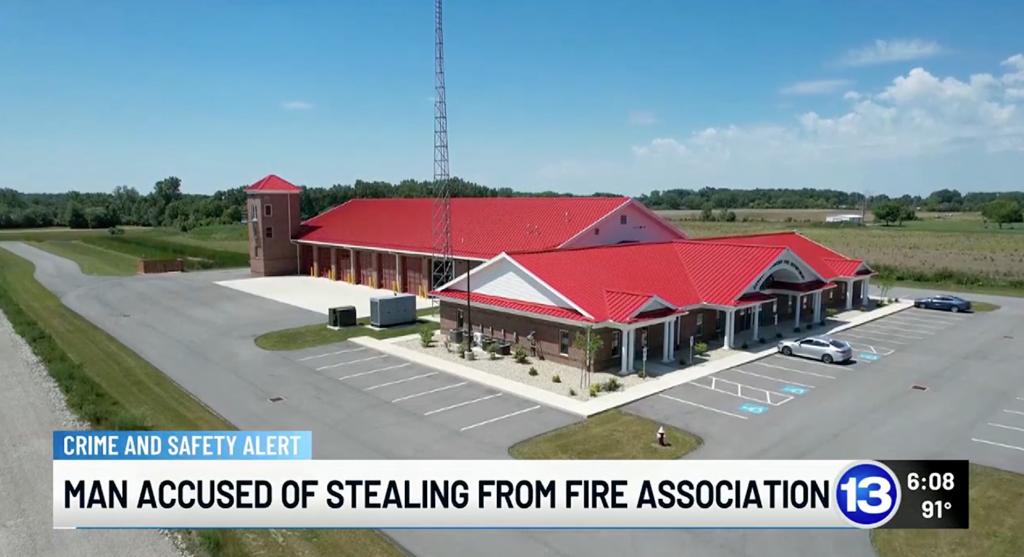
[431,0,454,288]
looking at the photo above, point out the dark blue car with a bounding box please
[914,295,971,313]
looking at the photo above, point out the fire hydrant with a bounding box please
[656,426,666,447]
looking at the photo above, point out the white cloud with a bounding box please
[780,79,853,96]
[281,100,314,111]
[626,54,1024,187]
[838,39,944,67]
[627,110,658,126]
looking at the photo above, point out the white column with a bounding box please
[813,291,822,323]
[662,322,671,362]
[794,295,802,329]
[622,327,630,372]
[395,254,403,292]
[845,280,854,310]
[861,278,870,306]
[724,310,735,349]
[619,329,629,373]
[752,305,760,341]
[668,319,676,360]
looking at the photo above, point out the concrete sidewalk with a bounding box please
[356,300,913,416]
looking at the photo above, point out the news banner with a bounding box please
[54,431,968,530]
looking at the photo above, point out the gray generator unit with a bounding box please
[369,294,417,327]
[327,306,357,329]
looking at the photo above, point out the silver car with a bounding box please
[777,335,853,364]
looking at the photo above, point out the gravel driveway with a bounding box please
[0,309,181,557]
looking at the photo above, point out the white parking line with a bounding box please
[729,368,816,389]
[657,394,748,420]
[1017,397,1024,402]
[860,321,936,335]
[460,405,541,431]
[364,372,438,391]
[971,438,1024,453]
[424,393,502,416]
[337,363,410,380]
[316,354,387,371]
[838,340,897,355]
[391,382,468,403]
[298,347,366,361]
[854,326,926,340]
[778,356,856,370]
[884,315,946,327]
[894,313,963,324]
[691,376,794,406]
[842,331,908,344]
[754,361,836,380]
[988,423,1024,434]
[1004,409,1024,416]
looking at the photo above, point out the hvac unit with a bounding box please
[327,306,357,329]
[369,294,417,327]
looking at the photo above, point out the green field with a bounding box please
[872,465,1024,557]
[3,224,250,276]
[256,309,439,351]
[661,211,1024,297]
[0,246,401,557]
[509,410,702,460]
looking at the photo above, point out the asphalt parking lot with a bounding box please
[286,342,572,444]
[626,306,1024,468]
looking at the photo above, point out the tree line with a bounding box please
[1,177,1021,230]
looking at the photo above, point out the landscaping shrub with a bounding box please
[604,378,622,392]
[528,367,538,376]
[513,346,529,364]
[552,374,561,383]
[569,388,576,397]
[589,384,602,397]
[693,341,708,356]
[418,326,434,348]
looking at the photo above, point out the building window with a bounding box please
[456,310,464,329]
[250,203,257,220]
[264,204,272,217]
[265,227,273,239]
[611,331,620,357]
[594,227,600,235]
[559,330,570,356]
[620,214,628,225]
[696,313,704,336]
[254,246,260,258]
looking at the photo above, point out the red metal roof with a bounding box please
[432,290,591,322]
[699,231,867,279]
[765,280,837,293]
[502,240,791,322]
[245,174,302,193]
[297,197,630,259]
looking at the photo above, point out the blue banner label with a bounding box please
[53,431,312,460]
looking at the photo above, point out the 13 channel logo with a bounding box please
[835,461,902,528]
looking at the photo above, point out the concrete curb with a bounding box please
[353,300,913,417]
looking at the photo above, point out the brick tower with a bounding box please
[245,174,302,276]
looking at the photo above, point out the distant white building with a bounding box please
[825,214,864,224]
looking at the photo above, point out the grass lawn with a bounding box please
[156,224,249,254]
[0,246,401,557]
[969,301,1001,312]
[256,318,438,351]
[871,464,1024,557]
[509,410,702,460]
[32,240,139,275]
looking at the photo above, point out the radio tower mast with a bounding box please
[431,0,454,289]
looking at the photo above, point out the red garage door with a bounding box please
[359,252,377,287]
[380,254,398,291]
[403,256,424,295]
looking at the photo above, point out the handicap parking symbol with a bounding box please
[859,352,881,361]
[781,385,807,395]
[739,403,768,415]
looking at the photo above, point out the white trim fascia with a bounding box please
[626,294,677,319]
[433,295,601,328]
[245,190,301,195]
[432,253,594,320]
[291,239,489,261]
[628,198,690,240]
[556,198,686,249]
[738,247,828,297]
[501,254,595,320]
[556,197,633,248]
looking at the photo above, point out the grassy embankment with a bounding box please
[3,224,249,276]
[661,211,1024,298]
[0,246,401,557]
[872,464,1024,557]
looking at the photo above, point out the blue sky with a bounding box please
[1,0,1022,195]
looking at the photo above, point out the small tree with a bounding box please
[573,327,604,389]
[418,326,434,348]
[981,199,1022,229]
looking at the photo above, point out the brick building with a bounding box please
[244,174,873,374]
